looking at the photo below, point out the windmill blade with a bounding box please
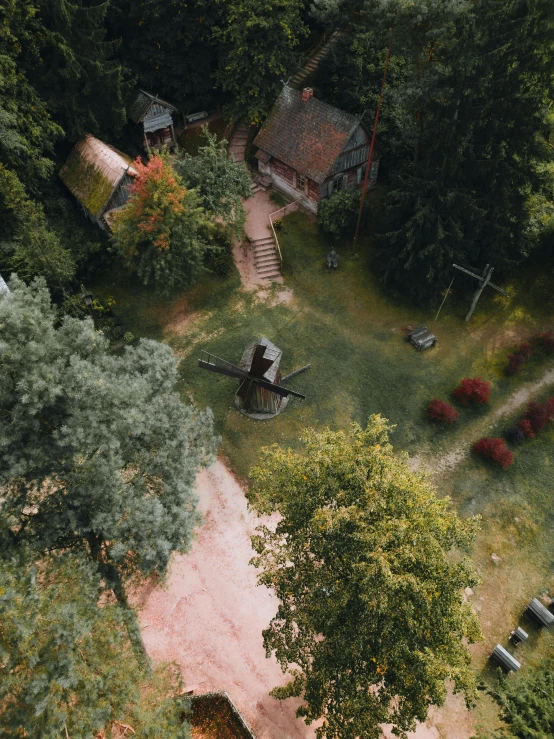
[250,343,276,378]
[198,352,250,381]
[255,377,307,400]
[236,379,252,399]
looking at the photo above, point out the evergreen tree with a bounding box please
[0,277,216,588]
[109,0,223,111]
[0,0,62,188]
[175,127,252,237]
[248,416,482,739]
[28,0,130,139]
[112,154,212,293]
[0,548,190,739]
[377,0,554,302]
[0,165,76,291]
[213,0,308,123]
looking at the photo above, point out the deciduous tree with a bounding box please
[248,416,482,739]
[213,0,308,123]
[112,154,211,293]
[0,277,216,588]
[175,127,252,237]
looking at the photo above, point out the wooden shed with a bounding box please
[127,89,178,151]
[253,85,379,214]
[59,134,138,230]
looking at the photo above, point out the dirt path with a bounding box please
[412,366,554,474]
[136,461,314,739]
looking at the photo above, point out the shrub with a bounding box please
[427,398,458,424]
[517,419,535,438]
[453,377,491,406]
[318,188,363,238]
[473,438,514,468]
[505,426,525,445]
[533,330,554,354]
[525,401,550,434]
[505,341,533,375]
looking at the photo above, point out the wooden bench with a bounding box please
[526,598,554,627]
[491,644,521,672]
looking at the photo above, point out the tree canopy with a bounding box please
[0,276,216,583]
[248,416,482,739]
[175,126,252,236]
[0,548,190,739]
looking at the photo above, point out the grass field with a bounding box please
[92,210,554,735]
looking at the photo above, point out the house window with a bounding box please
[297,174,306,192]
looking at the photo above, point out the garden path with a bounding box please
[411,365,554,474]
[137,459,474,739]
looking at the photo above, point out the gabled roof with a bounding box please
[253,85,363,184]
[128,89,178,123]
[59,135,138,218]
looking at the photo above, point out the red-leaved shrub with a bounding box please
[427,398,458,424]
[505,341,533,376]
[473,437,514,468]
[453,377,491,406]
[517,419,535,439]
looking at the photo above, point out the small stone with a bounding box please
[464,587,474,596]
[514,516,521,523]
[491,553,501,566]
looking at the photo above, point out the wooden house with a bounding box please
[127,89,178,151]
[59,134,138,230]
[253,85,379,214]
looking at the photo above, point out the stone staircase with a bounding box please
[291,31,340,88]
[252,236,281,281]
[228,123,250,164]
[250,175,272,196]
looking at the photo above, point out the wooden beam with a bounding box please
[452,264,509,296]
[465,267,493,321]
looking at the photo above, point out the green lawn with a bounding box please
[91,210,554,735]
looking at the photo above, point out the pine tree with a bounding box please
[378,0,554,302]
[109,0,223,111]
[28,0,131,139]
[248,416,482,739]
[0,277,216,587]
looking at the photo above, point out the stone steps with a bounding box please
[251,235,281,280]
[291,31,340,87]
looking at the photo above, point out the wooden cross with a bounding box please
[452,263,509,322]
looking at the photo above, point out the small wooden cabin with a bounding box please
[59,134,138,230]
[235,337,284,417]
[127,89,178,151]
[253,85,379,214]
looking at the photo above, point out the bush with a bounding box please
[427,398,458,424]
[453,377,491,406]
[505,426,525,445]
[318,188,363,238]
[520,398,554,436]
[204,223,234,276]
[533,330,554,354]
[505,341,533,375]
[517,419,535,439]
[473,438,514,468]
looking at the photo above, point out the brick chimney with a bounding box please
[302,87,313,102]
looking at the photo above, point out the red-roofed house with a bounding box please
[253,85,379,214]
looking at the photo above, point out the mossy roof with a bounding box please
[59,135,138,218]
[128,88,178,123]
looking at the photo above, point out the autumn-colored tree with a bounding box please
[248,416,482,739]
[112,154,210,293]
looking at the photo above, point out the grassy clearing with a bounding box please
[91,210,554,735]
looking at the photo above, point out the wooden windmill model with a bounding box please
[198,337,307,419]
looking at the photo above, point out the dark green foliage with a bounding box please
[175,126,252,236]
[0,548,191,739]
[376,0,554,302]
[204,222,235,277]
[483,659,554,738]
[109,0,223,111]
[318,188,363,238]
[213,0,308,123]
[0,277,216,580]
[28,0,130,140]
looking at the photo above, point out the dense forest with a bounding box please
[1,0,553,304]
[2,1,554,737]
